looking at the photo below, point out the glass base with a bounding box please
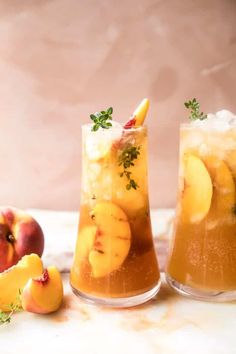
[71,280,161,308]
[166,273,236,302]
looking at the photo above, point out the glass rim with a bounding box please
[82,123,147,132]
[180,122,236,130]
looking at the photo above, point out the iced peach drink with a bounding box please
[70,100,160,306]
[166,103,236,301]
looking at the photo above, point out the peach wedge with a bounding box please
[181,154,213,223]
[204,156,235,225]
[76,225,97,263]
[133,98,150,126]
[124,98,150,128]
[89,201,131,278]
[112,188,146,219]
[0,253,43,312]
[22,266,63,314]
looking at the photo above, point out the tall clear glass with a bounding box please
[166,123,236,301]
[70,124,160,307]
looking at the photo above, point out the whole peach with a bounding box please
[0,207,44,272]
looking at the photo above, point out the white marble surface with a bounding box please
[1,273,236,354]
[1,209,236,354]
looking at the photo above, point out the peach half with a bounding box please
[22,266,63,314]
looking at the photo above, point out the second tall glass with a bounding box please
[166,120,236,301]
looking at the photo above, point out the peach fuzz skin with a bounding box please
[0,207,44,272]
[22,266,63,314]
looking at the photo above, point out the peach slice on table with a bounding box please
[82,201,132,278]
[0,253,43,312]
[203,156,235,227]
[22,266,63,314]
[180,154,213,224]
[124,98,150,128]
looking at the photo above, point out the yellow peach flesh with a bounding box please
[22,266,63,314]
[203,156,235,226]
[180,154,213,223]
[133,98,150,126]
[0,253,43,312]
[76,226,97,263]
[89,201,131,278]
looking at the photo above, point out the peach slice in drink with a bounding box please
[224,150,236,180]
[87,201,131,278]
[112,188,146,219]
[180,154,213,223]
[203,156,235,227]
[75,225,97,263]
[75,202,132,278]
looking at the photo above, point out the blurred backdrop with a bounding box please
[0,0,235,210]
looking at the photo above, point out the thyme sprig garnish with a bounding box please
[118,145,141,190]
[0,289,22,325]
[184,98,207,121]
[90,107,113,131]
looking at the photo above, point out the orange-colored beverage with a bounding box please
[166,112,236,301]
[70,124,160,306]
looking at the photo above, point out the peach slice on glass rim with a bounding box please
[124,98,150,128]
[22,266,63,314]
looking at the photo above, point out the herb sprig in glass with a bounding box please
[184,98,207,121]
[90,107,113,131]
[118,145,141,190]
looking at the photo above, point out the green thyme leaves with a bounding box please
[90,107,113,131]
[118,145,141,190]
[0,289,22,325]
[184,98,207,121]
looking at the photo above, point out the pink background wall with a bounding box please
[0,0,235,210]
